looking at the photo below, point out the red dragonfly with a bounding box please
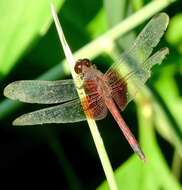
[4,13,169,161]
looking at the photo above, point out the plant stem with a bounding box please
[172,150,182,180]
[51,4,118,190]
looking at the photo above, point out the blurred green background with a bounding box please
[0,0,181,189]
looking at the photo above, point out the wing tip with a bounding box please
[12,119,21,126]
[12,114,42,126]
[12,119,22,126]
[159,47,169,55]
[12,115,27,126]
[149,47,169,66]
[154,12,169,29]
[3,82,18,100]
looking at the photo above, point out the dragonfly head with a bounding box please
[74,58,92,74]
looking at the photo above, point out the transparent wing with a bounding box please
[105,13,169,110]
[4,79,78,104]
[108,13,169,74]
[107,48,169,110]
[13,99,85,125]
[12,97,108,126]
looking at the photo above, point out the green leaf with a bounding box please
[103,0,136,50]
[86,8,107,38]
[130,0,144,11]
[97,156,142,190]
[103,0,127,27]
[154,57,182,142]
[97,155,161,190]
[137,99,181,190]
[0,0,64,76]
[166,13,182,47]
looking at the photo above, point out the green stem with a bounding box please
[51,5,118,189]
[172,150,182,180]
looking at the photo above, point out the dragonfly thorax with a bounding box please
[85,72,112,100]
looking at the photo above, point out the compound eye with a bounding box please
[74,58,92,74]
[82,58,91,67]
[74,60,82,74]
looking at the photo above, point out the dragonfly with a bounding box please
[4,13,169,161]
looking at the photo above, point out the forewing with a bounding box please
[109,12,169,74]
[4,80,78,104]
[125,13,169,64]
